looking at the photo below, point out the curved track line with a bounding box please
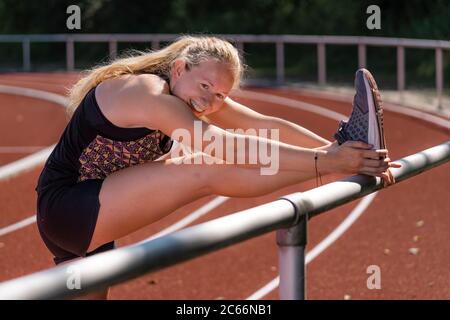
[0,146,49,153]
[288,88,450,128]
[0,216,37,237]
[246,192,378,300]
[0,84,67,180]
[0,145,55,182]
[0,84,68,107]
[233,90,346,121]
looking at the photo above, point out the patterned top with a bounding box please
[77,131,172,182]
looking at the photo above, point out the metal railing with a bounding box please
[0,34,448,108]
[0,141,448,300]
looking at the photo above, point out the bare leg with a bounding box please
[88,152,317,251]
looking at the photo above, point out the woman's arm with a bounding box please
[135,87,390,177]
[145,93,329,172]
[204,97,331,149]
[110,77,393,179]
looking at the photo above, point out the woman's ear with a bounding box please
[171,59,187,80]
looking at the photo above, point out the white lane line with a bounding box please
[287,88,450,129]
[0,84,68,107]
[246,192,378,300]
[0,145,55,182]
[0,146,49,153]
[233,89,346,121]
[0,215,37,237]
[0,85,67,181]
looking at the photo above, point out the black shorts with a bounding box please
[36,178,115,265]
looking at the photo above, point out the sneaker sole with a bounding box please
[363,69,395,185]
[360,69,386,154]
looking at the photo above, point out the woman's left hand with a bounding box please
[318,141,402,186]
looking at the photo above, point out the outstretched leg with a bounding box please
[88,152,317,252]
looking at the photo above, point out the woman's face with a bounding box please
[169,58,235,117]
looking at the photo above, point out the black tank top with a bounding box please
[35,86,173,194]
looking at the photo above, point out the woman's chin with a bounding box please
[193,110,204,118]
[190,106,206,117]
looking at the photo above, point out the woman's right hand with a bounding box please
[323,140,401,185]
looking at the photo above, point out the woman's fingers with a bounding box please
[382,170,392,182]
[359,166,387,174]
[389,162,402,168]
[362,149,389,159]
[383,169,396,186]
[359,168,396,186]
[363,158,389,168]
[340,142,402,176]
[361,152,402,168]
[343,142,399,185]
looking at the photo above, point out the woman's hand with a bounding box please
[322,140,401,186]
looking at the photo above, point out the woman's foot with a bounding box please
[334,68,385,148]
[333,68,395,186]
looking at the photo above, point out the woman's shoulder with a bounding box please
[95,74,170,129]
[132,74,170,94]
[127,74,170,97]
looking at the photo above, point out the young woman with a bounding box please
[35,35,398,299]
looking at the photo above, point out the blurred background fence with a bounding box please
[0,1,449,99]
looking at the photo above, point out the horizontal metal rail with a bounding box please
[1,34,450,49]
[0,141,448,300]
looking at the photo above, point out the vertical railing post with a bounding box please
[66,39,75,71]
[236,41,244,55]
[276,41,285,85]
[277,196,307,300]
[435,47,443,111]
[22,39,31,71]
[109,40,117,60]
[235,41,245,72]
[151,40,160,50]
[397,46,405,92]
[358,43,366,69]
[317,43,326,85]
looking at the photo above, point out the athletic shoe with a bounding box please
[333,68,394,184]
[334,68,386,150]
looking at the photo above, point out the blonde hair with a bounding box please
[66,35,244,117]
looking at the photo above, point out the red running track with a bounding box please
[0,73,449,299]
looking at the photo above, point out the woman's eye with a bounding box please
[216,94,225,100]
[201,83,209,89]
